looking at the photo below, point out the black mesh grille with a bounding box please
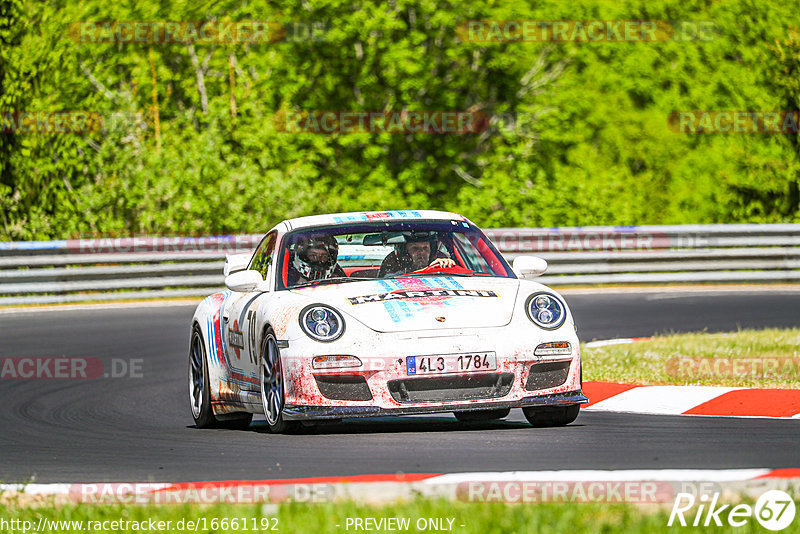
[387,373,514,404]
[314,374,373,401]
[525,361,571,391]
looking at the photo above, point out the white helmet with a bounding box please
[292,234,338,280]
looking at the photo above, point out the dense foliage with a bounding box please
[1,0,799,240]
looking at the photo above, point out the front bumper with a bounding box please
[280,322,583,420]
[283,390,587,420]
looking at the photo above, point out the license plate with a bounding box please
[406,352,497,375]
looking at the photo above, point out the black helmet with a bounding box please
[292,234,338,280]
[403,231,437,244]
[396,231,438,263]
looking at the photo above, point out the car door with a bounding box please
[222,231,277,391]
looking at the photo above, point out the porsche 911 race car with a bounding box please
[188,210,586,432]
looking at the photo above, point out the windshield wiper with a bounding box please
[291,276,373,289]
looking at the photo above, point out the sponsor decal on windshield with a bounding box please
[348,288,498,305]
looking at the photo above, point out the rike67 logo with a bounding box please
[669,490,796,530]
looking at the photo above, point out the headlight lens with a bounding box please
[525,292,566,329]
[300,304,345,342]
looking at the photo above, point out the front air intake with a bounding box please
[525,361,571,390]
[314,374,373,401]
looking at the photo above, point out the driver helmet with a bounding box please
[397,231,438,264]
[292,234,339,280]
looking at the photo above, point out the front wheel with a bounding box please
[454,408,511,422]
[522,404,580,427]
[260,329,300,434]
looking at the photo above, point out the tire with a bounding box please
[454,408,511,422]
[522,404,580,427]
[189,326,253,429]
[260,328,300,434]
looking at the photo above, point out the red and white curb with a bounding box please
[2,470,799,505]
[583,336,800,418]
[582,381,800,418]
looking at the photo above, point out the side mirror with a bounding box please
[225,270,263,292]
[513,256,548,278]
[224,253,251,277]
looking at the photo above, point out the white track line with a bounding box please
[0,483,73,494]
[559,285,800,296]
[425,469,772,484]
[584,386,743,415]
[585,338,639,348]
[1,470,778,497]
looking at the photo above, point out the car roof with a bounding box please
[284,210,469,230]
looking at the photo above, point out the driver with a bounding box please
[288,234,345,286]
[378,231,456,277]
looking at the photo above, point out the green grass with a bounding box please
[582,328,800,388]
[0,498,788,534]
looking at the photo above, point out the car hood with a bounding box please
[290,276,520,333]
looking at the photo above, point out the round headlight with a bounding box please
[300,304,345,342]
[525,292,566,329]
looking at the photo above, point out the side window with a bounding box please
[249,232,277,279]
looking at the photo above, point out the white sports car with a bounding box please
[189,210,585,432]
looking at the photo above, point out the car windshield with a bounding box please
[277,219,515,290]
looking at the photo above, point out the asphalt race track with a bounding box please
[1,289,799,483]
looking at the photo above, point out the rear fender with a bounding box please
[191,290,238,413]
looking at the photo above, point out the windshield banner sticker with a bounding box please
[348,288,498,305]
